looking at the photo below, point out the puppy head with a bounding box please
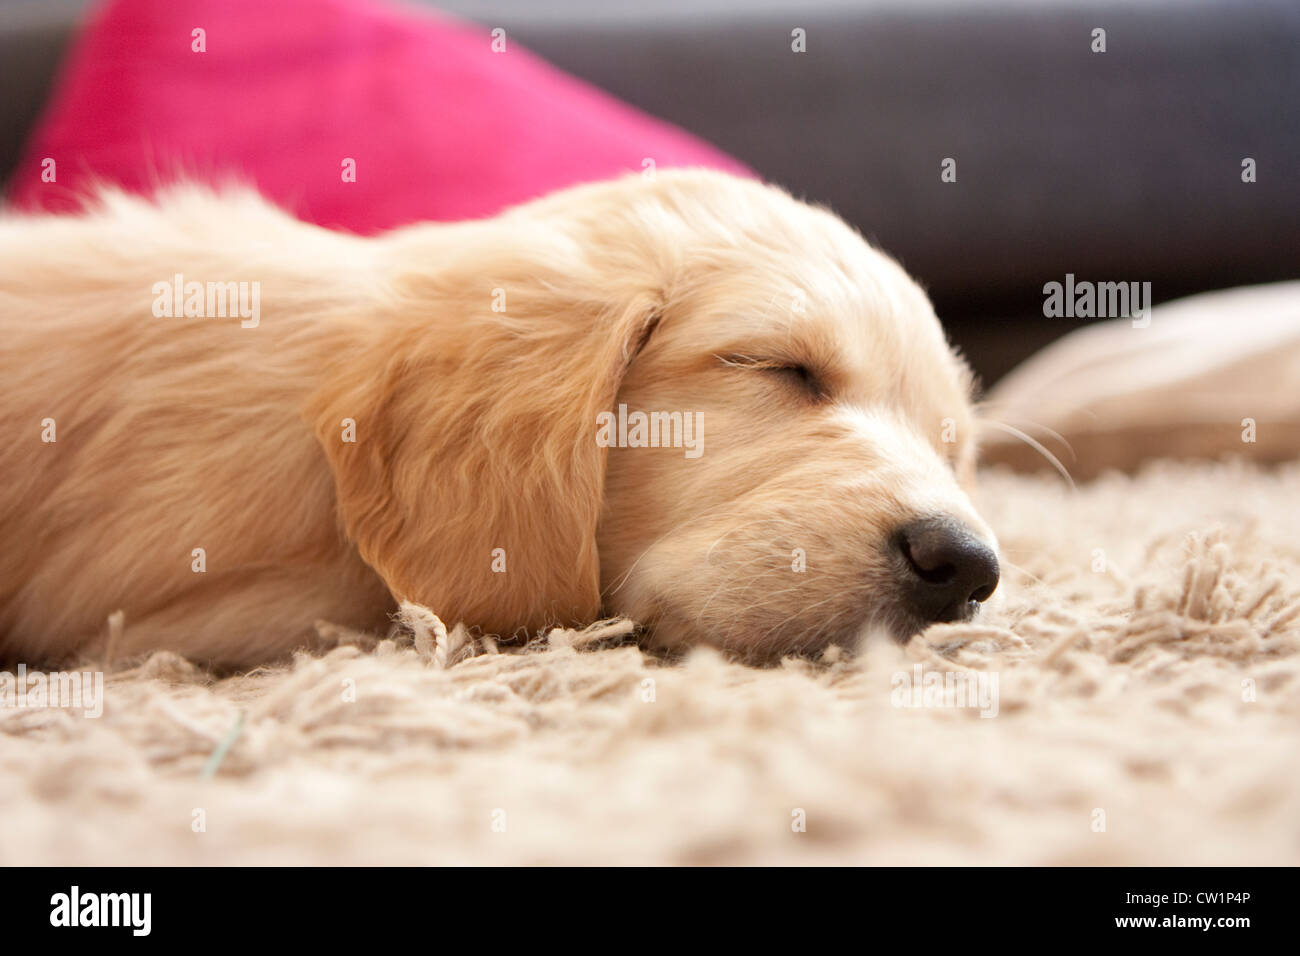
[586,171,998,658]
[313,170,995,655]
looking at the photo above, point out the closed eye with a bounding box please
[717,354,829,402]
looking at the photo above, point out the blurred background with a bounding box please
[2,0,1298,386]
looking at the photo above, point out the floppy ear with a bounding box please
[306,233,662,635]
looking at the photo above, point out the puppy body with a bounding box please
[1,189,392,663]
[0,171,994,665]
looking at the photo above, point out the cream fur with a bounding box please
[0,170,989,666]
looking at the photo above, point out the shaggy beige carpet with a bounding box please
[3,456,1299,866]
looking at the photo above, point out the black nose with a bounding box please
[895,518,999,624]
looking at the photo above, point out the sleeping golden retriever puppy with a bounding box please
[0,170,997,666]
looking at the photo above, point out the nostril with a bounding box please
[899,536,957,586]
[896,517,1000,623]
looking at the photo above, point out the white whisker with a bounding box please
[978,419,1077,491]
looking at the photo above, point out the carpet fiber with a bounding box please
[3,457,1299,865]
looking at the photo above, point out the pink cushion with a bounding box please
[8,0,750,232]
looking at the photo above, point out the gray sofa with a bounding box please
[3,0,1298,384]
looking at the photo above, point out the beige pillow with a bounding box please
[979,282,1300,480]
